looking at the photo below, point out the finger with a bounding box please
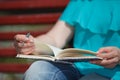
[13,40,18,48]
[105,57,119,65]
[14,34,29,42]
[17,41,34,48]
[22,48,35,55]
[19,46,35,54]
[90,60,102,65]
[98,47,112,53]
[93,57,119,67]
[97,51,116,59]
[103,63,116,68]
[15,46,22,54]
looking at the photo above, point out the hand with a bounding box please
[91,47,120,68]
[14,34,35,55]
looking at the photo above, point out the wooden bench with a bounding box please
[0,0,69,73]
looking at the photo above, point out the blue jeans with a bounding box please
[24,60,82,80]
[24,60,110,80]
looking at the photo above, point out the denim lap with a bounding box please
[24,60,82,80]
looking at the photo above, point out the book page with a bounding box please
[56,48,97,57]
[46,44,63,56]
[55,48,102,61]
[16,54,55,61]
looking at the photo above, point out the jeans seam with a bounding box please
[51,70,61,80]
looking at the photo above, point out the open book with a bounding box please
[16,42,102,62]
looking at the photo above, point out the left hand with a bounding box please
[91,47,120,68]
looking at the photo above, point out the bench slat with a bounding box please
[0,63,30,73]
[0,13,61,25]
[0,31,49,40]
[0,0,69,73]
[0,48,16,57]
[0,0,69,10]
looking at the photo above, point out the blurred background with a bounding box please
[0,0,68,80]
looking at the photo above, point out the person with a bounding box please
[14,0,120,80]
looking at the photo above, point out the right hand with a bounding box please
[14,34,35,55]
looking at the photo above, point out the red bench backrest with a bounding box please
[0,0,69,73]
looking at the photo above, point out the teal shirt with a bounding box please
[59,0,120,79]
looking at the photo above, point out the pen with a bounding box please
[26,32,30,38]
[21,32,30,47]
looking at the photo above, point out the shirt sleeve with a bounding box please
[59,0,83,26]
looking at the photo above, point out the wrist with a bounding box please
[33,38,53,55]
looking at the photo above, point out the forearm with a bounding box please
[33,33,67,55]
[35,21,74,48]
[33,21,74,54]
[35,33,58,48]
[32,34,56,55]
